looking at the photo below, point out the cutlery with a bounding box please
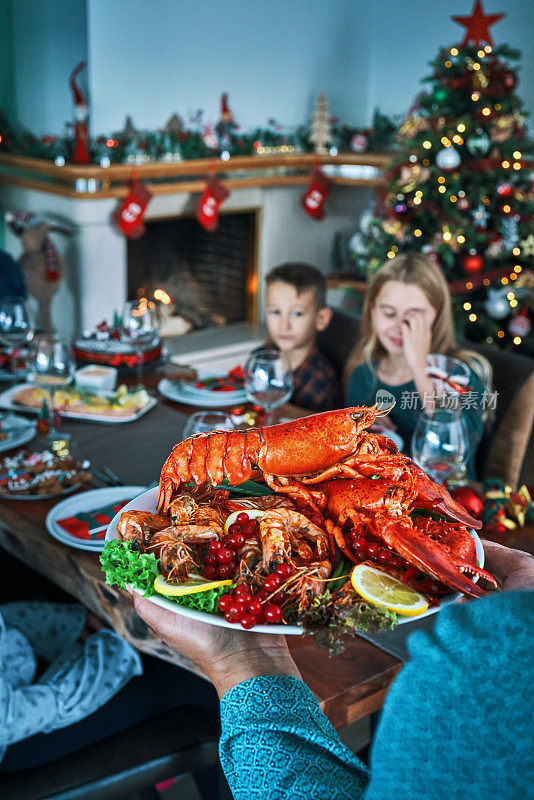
[101,465,124,486]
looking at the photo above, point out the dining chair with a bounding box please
[316,308,361,379]
[0,704,231,800]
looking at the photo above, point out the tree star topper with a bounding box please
[452,0,505,48]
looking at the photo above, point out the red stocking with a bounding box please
[196,177,230,232]
[113,178,153,238]
[301,168,332,220]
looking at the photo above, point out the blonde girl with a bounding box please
[344,253,489,473]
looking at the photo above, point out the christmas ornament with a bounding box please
[432,86,449,105]
[202,124,218,150]
[196,176,230,232]
[462,253,484,274]
[499,216,519,250]
[301,168,332,220]
[490,115,515,143]
[215,93,237,149]
[497,183,513,198]
[450,486,484,519]
[113,177,153,238]
[398,164,430,192]
[309,93,331,154]
[466,129,490,156]
[69,62,90,164]
[382,219,405,240]
[520,234,534,258]
[472,67,489,91]
[398,115,429,138]
[457,196,470,211]
[350,133,368,153]
[485,233,503,258]
[452,0,505,48]
[436,146,461,170]
[472,202,490,229]
[484,287,511,319]
[508,305,531,338]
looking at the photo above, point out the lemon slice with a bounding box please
[223,509,264,535]
[154,573,232,597]
[350,564,429,616]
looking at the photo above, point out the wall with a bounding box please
[7,0,533,138]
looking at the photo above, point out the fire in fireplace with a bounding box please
[127,211,258,336]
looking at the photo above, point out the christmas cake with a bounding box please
[74,317,161,367]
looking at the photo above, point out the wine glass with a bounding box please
[411,408,469,486]
[0,298,34,378]
[26,336,76,437]
[244,349,294,425]
[182,411,234,439]
[121,300,160,389]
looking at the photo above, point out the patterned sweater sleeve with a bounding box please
[219,675,369,800]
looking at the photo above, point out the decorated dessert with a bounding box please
[0,450,90,496]
[74,317,161,367]
[101,407,496,653]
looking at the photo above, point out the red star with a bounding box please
[452,0,505,47]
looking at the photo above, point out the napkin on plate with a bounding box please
[57,499,131,540]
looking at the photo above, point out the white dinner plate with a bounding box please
[0,383,157,424]
[106,487,485,635]
[0,483,82,501]
[178,381,246,400]
[47,485,146,551]
[158,378,248,408]
[0,413,37,452]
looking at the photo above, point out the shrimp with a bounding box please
[259,509,329,573]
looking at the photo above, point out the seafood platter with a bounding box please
[102,406,496,653]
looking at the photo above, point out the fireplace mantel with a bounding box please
[0,152,388,198]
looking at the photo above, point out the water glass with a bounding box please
[26,336,76,436]
[182,411,234,439]
[121,300,160,389]
[0,298,34,377]
[411,408,469,485]
[244,349,293,424]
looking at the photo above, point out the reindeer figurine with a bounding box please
[6,211,70,332]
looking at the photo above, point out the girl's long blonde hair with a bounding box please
[344,252,461,384]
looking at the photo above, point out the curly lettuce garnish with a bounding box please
[99,539,231,612]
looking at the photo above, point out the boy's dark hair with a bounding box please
[265,262,327,309]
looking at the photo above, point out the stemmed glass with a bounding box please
[0,298,34,378]
[182,411,234,438]
[26,336,76,437]
[244,349,294,425]
[121,300,160,389]
[411,408,470,486]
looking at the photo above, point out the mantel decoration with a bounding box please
[343,0,534,355]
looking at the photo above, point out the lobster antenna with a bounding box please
[374,400,396,417]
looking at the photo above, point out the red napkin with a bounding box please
[57,499,130,540]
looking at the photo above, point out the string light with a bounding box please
[387,251,395,259]
[457,123,466,132]
[502,160,510,168]
[513,337,522,345]
[497,330,505,338]
[443,231,452,241]
[483,278,490,286]
[472,62,481,71]
[409,154,417,162]
[441,137,451,146]
[445,60,452,68]
[450,195,457,202]
[471,92,480,101]
[415,190,423,196]
[422,140,432,149]
[510,273,517,281]
[485,45,492,53]
[466,282,473,290]
[510,300,518,308]
[514,265,522,273]
[414,229,422,237]
[413,196,422,205]
[452,135,464,144]
[463,302,472,310]
[438,176,446,184]
[494,103,501,110]
[457,235,465,244]
[450,47,459,55]
[477,49,485,58]
[469,313,477,322]
[507,292,515,300]
[502,204,511,213]
[438,186,447,193]
[482,196,490,205]
[513,151,522,159]
[513,162,521,170]
[501,277,509,285]
[422,158,430,166]
[482,107,491,116]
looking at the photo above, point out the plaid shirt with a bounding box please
[291,346,342,413]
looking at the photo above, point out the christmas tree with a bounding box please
[353,1,534,355]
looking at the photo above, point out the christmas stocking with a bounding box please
[196,177,230,232]
[301,168,332,220]
[114,178,153,238]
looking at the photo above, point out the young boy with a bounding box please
[264,263,341,412]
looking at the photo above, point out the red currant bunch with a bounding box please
[218,583,284,629]
[347,530,405,570]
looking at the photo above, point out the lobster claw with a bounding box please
[376,517,493,599]
[410,464,483,530]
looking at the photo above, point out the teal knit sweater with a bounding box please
[219,590,534,800]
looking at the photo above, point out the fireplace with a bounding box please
[127,211,258,336]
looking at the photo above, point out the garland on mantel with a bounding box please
[0,103,397,167]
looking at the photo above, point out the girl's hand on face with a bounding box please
[401,312,433,373]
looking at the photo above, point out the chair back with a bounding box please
[316,308,361,378]
[463,341,534,488]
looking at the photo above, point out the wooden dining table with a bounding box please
[3,366,528,733]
